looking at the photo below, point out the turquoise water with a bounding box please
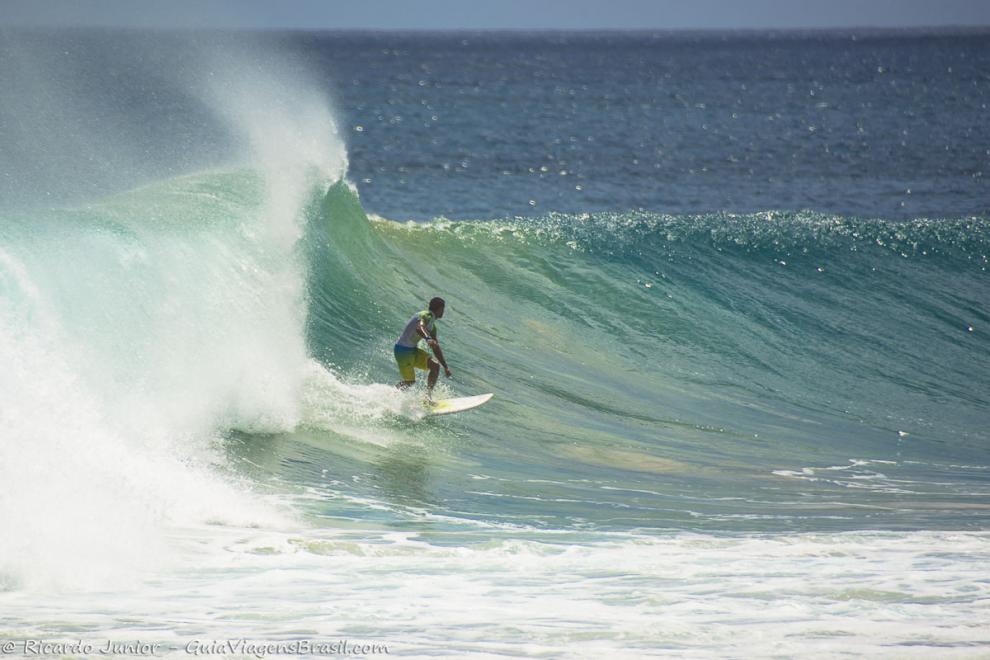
[305,178,990,533]
[0,28,988,657]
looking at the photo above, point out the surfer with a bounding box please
[395,297,452,393]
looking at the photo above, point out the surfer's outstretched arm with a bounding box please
[427,338,452,378]
[417,322,451,378]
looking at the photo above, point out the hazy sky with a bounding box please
[3,0,990,30]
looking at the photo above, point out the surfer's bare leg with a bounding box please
[427,359,440,392]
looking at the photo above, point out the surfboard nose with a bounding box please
[427,393,494,416]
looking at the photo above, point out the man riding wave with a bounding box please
[394,297,452,394]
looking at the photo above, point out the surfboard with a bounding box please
[426,393,493,416]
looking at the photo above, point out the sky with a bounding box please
[2,0,990,30]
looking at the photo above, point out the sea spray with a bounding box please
[0,41,346,589]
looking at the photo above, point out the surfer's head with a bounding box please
[429,296,446,318]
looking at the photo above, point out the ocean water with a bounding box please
[0,28,989,657]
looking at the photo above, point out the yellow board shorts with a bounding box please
[394,343,431,381]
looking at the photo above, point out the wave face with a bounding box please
[300,182,990,532]
[5,161,984,589]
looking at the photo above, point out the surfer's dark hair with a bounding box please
[429,297,445,312]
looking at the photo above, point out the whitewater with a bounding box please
[0,29,988,658]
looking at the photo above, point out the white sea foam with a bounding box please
[0,45,345,590]
[2,527,987,657]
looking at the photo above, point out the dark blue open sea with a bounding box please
[1,28,988,656]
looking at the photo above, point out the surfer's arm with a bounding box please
[431,342,451,375]
[416,322,435,344]
[418,324,451,376]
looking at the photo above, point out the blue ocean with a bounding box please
[1,29,988,656]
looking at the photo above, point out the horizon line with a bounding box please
[4,24,989,34]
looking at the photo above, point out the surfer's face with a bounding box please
[435,303,445,319]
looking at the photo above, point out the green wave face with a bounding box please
[310,181,989,435]
[293,179,990,531]
[2,170,988,539]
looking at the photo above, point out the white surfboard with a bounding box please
[426,393,493,416]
